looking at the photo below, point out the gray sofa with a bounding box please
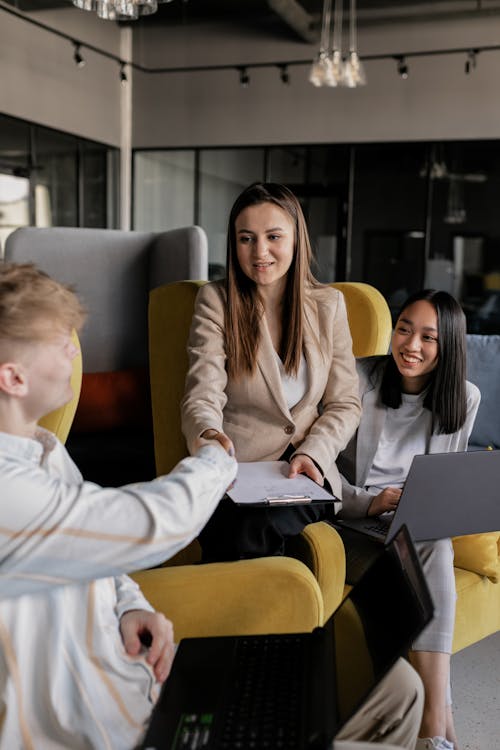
[466,334,500,451]
[4,226,208,485]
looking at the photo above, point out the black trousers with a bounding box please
[199,445,333,562]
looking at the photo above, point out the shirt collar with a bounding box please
[0,427,57,466]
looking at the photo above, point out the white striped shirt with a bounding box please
[0,429,236,749]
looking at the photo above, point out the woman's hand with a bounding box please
[367,487,402,516]
[119,610,175,684]
[288,454,324,486]
[197,428,235,457]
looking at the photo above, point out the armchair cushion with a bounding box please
[466,334,500,449]
[452,532,500,582]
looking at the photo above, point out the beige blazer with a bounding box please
[181,281,361,497]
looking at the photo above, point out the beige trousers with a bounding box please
[335,658,424,750]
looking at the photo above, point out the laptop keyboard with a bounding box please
[364,517,390,535]
[217,634,307,749]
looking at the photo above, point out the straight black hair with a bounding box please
[380,289,467,434]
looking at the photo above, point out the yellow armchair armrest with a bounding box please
[131,555,324,640]
[285,521,346,621]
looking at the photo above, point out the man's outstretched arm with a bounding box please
[0,444,236,598]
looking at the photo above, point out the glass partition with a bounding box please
[0,113,118,251]
[133,150,195,232]
[34,126,78,227]
[352,142,428,319]
[132,140,500,333]
[198,148,265,279]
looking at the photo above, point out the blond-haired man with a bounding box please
[0,262,237,749]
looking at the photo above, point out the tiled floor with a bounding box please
[450,630,500,750]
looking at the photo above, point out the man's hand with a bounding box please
[120,609,175,683]
[195,428,235,457]
[367,487,402,516]
[288,454,324,486]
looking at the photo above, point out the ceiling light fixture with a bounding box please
[309,0,366,89]
[465,49,478,74]
[73,42,85,68]
[396,55,409,79]
[343,0,366,87]
[309,0,334,87]
[279,64,290,85]
[329,0,345,86]
[239,67,250,88]
[72,0,174,21]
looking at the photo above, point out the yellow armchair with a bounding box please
[132,279,347,635]
[330,281,392,357]
[137,279,393,630]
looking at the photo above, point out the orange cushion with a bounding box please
[72,368,151,433]
[452,532,500,583]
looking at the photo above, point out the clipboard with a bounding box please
[227,460,342,512]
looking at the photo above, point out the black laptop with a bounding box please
[336,449,500,545]
[139,525,433,750]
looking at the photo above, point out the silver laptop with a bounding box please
[336,449,500,545]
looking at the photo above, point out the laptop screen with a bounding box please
[328,525,434,724]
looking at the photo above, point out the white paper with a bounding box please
[227,460,340,508]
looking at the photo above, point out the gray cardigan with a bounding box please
[337,356,481,518]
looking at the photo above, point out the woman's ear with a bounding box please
[0,362,28,397]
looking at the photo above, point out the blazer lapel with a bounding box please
[258,315,291,419]
[291,298,319,416]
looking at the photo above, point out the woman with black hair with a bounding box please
[338,289,481,750]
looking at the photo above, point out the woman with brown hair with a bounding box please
[181,181,362,561]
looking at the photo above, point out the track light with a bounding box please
[119,62,128,84]
[396,56,409,79]
[465,49,477,74]
[73,42,85,68]
[279,64,290,85]
[238,67,250,88]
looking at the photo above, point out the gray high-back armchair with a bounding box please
[4,226,208,485]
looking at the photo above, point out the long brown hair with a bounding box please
[225,182,317,379]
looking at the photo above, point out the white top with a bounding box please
[0,429,236,750]
[365,391,431,491]
[274,351,308,410]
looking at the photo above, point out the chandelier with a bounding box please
[309,0,366,88]
[72,0,173,21]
